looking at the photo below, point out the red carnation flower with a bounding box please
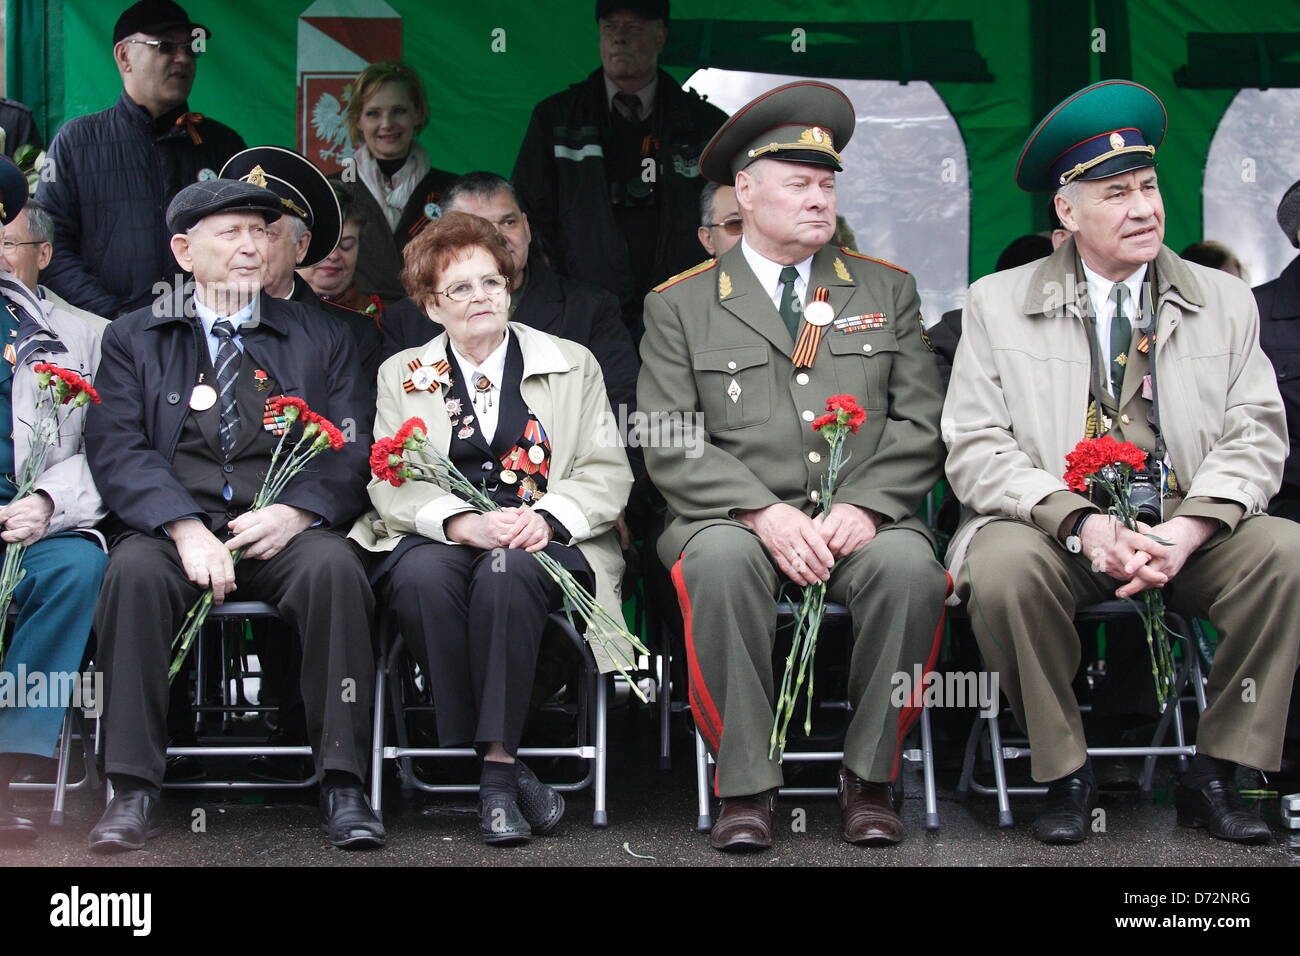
[313,414,346,451]
[370,437,406,486]
[269,395,311,421]
[33,363,100,405]
[810,412,838,431]
[394,416,428,448]
[814,393,866,435]
[1063,437,1149,491]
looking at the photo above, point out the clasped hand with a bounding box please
[1077,513,1214,599]
[736,502,879,587]
[165,503,314,605]
[446,507,551,553]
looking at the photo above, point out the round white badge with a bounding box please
[424,203,442,220]
[190,384,217,411]
[197,168,216,182]
[528,445,546,464]
[803,301,834,327]
[410,366,436,391]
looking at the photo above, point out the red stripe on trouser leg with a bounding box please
[888,606,946,781]
[670,556,723,755]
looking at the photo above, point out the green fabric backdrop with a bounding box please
[6,0,1300,282]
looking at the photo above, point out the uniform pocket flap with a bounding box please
[692,345,770,373]
[828,329,899,355]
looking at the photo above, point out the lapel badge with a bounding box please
[262,398,288,435]
[445,397,463,416]
[457,425,475,440]
[719,271,733,298]
[726,377,742,404]
[833,257,852,283]
[253,369,270,391]
[190,384,218,412]
[2,343,14,366]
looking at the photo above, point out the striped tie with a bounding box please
[212,319,240,455]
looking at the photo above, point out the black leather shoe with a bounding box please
[709,790,776,852]
[515,760,564,835]
[1031,775,1096,845]
[479,796,531,847]
[87,790,161,854]
[1175,777,1271,845]
[0,808,38,846]
[319,785,385,849]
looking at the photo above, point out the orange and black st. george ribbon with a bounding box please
[791,286,831,368]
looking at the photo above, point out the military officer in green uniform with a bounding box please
[638,81,948,852]
[944,80,1300,845]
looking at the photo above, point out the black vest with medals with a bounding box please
[445,333,552,509]
[172,333,281,534]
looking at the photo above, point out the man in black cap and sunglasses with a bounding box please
[36,0,245,320]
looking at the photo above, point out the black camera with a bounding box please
[1129,468,1162,526]
[609,178,656,208]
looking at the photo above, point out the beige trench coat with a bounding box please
[942,238,1287,599]
[348,321,634,671]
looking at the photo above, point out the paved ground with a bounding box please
[5,699,1298,868]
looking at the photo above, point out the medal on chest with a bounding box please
[190,371,217,411]
[791,287,833,369]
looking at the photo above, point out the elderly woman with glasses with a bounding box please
[350,212,632,846]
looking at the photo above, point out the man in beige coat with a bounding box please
[944,80,1300,846]
[640,82,948,852]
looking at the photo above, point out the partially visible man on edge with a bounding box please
[943,80,1300,846]
[36,0,245,319]
[696,182,741,259]
[221,146,383,402]
[0,202,109,333]
[0,158,108,846]
[512,0,725,341]
[83,178,381,853]
[639,82,949,853]
[381,171,639,418]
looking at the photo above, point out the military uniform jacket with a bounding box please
[638,242,946,567]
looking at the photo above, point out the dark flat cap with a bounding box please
[596,1,668,23]
[114,0,208,45]
[0,156,28,226]
[166,179,282,235]
[1277,178,1300,249]
[699,81,856,184]
[220,146,341,267]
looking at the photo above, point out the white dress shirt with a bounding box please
[1080,259,1147,394]
[450,330,511,444]
[740,237,813,313]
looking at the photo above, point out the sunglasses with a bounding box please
[121,38,204,58]
[705,218,743,237]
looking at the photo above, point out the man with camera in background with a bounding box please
[942,80,1300,846]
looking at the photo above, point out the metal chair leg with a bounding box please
[986,715,1014,827]
[49,708,75,827]
[370,653,387,821]
[592,674,608,828]
[920,707,940,831]
[694,729,712,832]
[658,652,672,770]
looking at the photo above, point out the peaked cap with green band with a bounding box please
[699,80,856,185]
[1016,80,1167,193]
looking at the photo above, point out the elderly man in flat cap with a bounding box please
[944,80,1300,845]
[84,178,381,852]
[37,0,245,319]
[639,81,948,852]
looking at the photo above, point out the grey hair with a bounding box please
[441,171,519,213]
[1055,179,1083,208]
[699,181,721,226]
[20,201,54,245]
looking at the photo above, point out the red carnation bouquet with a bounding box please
[0,365,101,663]
[770,394,865,759]
[169,396,346,680]
[1064,435,1178,706]
[371,417,651,699]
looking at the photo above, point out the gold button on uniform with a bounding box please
[796,373,810,385]
[862,343,872,353]
[808,451,821,463]
[1120,414,1130,424]
[802,410,815,422]
[809,489,820,503]
[727,361,737,370]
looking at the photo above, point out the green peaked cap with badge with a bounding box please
[220,145,342,267]
[1015,80,1167,193]
[699,80,856,185]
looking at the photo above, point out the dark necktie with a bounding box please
[1110,283,1132,398]
[613,92,642,122]
[778,266,802,339]
[212,319,241,455]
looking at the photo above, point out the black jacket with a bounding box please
[1255,254,1300,499]
[288,275,382,405]
[85,293,371,535]
[36,92,245,319]
[512,68,725,335]
[336,166,457,305]
[381,252,639,414]
[0,97,42,157]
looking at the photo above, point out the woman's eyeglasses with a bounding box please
[439,274,510,302]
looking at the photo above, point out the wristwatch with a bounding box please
[1064,511,1092,554]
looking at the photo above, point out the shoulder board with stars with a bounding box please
[653,258,717,293]
[840,247,909,274]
